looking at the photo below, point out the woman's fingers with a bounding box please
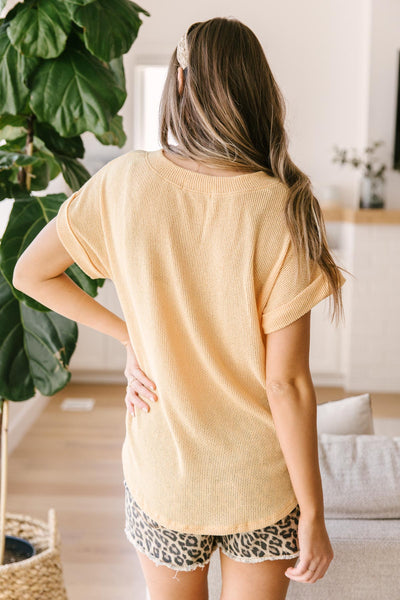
[286,557,330,583]
[125,394,136,417]
[286,557,314,576]
[124,366,158,416]
[306,561,327,583]
[123,341,158,416]
[125,387,149,415]
[129,373,158,404]
[128,385,155,411]
[286,558,313,581]
[131,365,157,394]
[124,363,157,396]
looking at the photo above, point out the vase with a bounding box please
[359,176,385,209]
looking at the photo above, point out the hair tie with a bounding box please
[176,31,189,69]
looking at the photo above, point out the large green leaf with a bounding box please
[0,191,78,400]
[0,21,40,115]
[57,155,90,190]
[1,123,87,192]
[0,123,26,141]
[64,0,97,5]
[31,123,89,189]
[0,268,77,401]
[0,140,60,191]
[95,114,126,147]
[7,0,72,59]
[18,299,76,397]
[0,271,36,401]
[34,121,84,159]
[0,149,42,169]
[28,146,61,190]
[0,170,27,200]
[0,117,29,149]
[33,135,61,171]
[108,55,126,92]
[71,0,150,61]
[0,133,27,152]
[0,114,28,128]
[29,45,127,136]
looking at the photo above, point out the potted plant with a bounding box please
[0,0,149,594]
[332,140,387,208]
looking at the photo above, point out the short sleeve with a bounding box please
[56,165,111,280]
[261,237,346,334]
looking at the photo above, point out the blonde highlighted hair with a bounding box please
[159,17,349,326]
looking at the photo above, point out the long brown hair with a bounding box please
[159,17,350,326]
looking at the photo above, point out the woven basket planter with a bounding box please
[0,508,68,600]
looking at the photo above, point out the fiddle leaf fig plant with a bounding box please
[0,0,150,565]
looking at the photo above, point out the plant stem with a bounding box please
[0,118,36,567]
[0,398,9,565]
[25,115,35,192]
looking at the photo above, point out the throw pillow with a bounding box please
[317,393,374,435]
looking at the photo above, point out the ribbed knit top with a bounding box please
[56,148,346,535]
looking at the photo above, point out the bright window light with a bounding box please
[133,65,168,151]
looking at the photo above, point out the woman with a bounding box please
[13,16,347,600]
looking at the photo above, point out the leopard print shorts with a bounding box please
[123,480,300,573]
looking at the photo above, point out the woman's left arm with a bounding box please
[12,217,130,347]
[264,311,334,583]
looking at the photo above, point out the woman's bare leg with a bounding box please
[219,553,298,600]
[136,547,211,600]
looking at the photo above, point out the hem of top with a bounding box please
[145,148,282,194]
[123,478,300,535]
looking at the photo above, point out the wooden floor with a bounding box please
[7,383,400,600]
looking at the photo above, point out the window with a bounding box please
[133,63,169,151]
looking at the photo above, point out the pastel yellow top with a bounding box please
[56,148,346,535]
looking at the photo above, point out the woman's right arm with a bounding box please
[264,310,334,584]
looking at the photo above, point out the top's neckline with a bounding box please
[145,148,278,193]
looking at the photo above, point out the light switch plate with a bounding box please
[60,397,95,411]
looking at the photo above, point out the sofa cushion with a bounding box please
[318,433,400,518]
[317,393,374,435]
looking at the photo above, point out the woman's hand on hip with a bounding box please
[285,513,334,584]
[123,340,158,416]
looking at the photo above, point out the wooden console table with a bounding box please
[322,204,400,224]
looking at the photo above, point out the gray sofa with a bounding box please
[206,393,400,600]
[207,518,400,600]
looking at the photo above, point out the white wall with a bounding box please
[368,0,400,208]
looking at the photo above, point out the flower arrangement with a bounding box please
[332,140,387,208]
